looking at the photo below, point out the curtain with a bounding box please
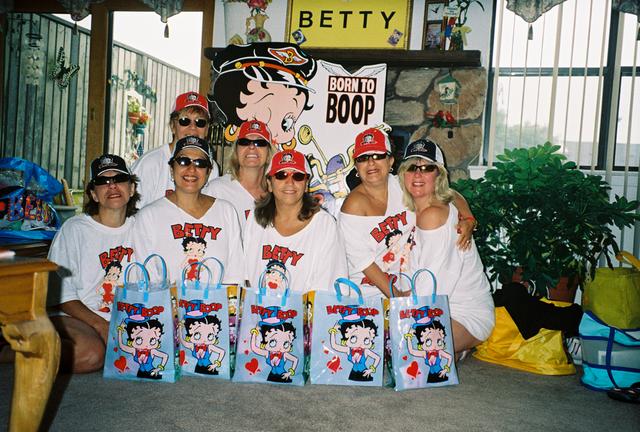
[57,0,103,21]
[505,0,568,23]
[613,0,640,16]
[139,0,184,23]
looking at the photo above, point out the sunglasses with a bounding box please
[172,156,212,169]
[237,138,270,147]
[273,171,308,182]
[407,164,438,173]
[93,173,131,186]
[178,117,208,128]
[354,153,389,164]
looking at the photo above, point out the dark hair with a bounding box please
[125,318,164,342]
[182,236,207,251]
[259,322,297,345]
[384,229,402,247]
[339,319,378,342]
[254,188,320,228]
[104,260,122,275]
[212,75,311,127]
[184,314,221,339]
[414,320,446,348]
[83,174,141,217]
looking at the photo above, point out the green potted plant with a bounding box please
[453,143,640,300]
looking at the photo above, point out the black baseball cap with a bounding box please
[90,154,130,180]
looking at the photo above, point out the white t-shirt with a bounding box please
[132,143,220,208]
[132,197,245,286]
[243,209,348,294]
[203,174,255,224]
[413,203,495,341]
[47,214,136,321]
[338,176,416,297]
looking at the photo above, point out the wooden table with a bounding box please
[0,257,60,432]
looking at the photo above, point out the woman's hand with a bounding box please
[456,216,476,251]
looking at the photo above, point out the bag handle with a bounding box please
[616,251,640,270]
[412,268,438,305]
[388,272,416,304]
[334,278,364,305]
[123,262,151,302]
[199,257,225,290]
[142,253,168,283]
[257,267,290,307]
[180,261,214,299]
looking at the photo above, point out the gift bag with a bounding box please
[309,278,384,386]
[233,269,305,386]
[583,251,640,329]
[579,311,640,391]
[104,254,178,382]
[177,257,232,379]
[388,270,458,391]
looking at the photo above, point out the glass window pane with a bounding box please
[615,76,640,168]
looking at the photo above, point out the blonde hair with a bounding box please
[397,159,454,211]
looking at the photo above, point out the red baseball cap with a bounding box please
[267,150,310,176]
[173,91,210,117]
[238,120,272,143]
[353,128,391,158]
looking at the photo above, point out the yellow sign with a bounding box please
[286,0,412,49]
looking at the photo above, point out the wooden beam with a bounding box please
[199,0,215,97]
[85,3,109,183]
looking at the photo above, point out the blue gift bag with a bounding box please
[309,278,384,386]
[233,269,305,386]
[177,257,232,379]
[104,254,178,382]
[388,270,459,391]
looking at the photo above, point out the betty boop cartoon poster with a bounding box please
[250,306,299,383]
[210,42,317,149]
[328,306,380,382]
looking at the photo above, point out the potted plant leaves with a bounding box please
[452,143,640,301]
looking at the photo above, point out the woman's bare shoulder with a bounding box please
[416,203,449,230]
[341,186,369,215]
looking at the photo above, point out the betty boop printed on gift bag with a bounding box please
[250,306,299,383]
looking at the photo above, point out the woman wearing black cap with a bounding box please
[133,136,245,287]
[40,154,140,373]
[398,138,494,353]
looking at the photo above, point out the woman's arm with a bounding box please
[451,190,476,250]
[362,262,410,298]
[58,300,109,343]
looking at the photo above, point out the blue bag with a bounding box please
[0,157,63,243]
[104,254,178,382]
[579,311,640,391]
[177,257,232,379]
[309,278,384,386]
[388,270,459,391]
[233,268,305,386]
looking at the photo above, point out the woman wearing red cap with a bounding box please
[132,91,220,208]
[339,127,476,298]
[133,136,245,287]
[243,149,348,293]
[204,119,274,224]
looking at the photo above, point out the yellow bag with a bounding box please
[582,251,640,329]
[473,301,576,376]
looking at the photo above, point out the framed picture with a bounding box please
[424,22,443,50]
[424,1,447,50]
